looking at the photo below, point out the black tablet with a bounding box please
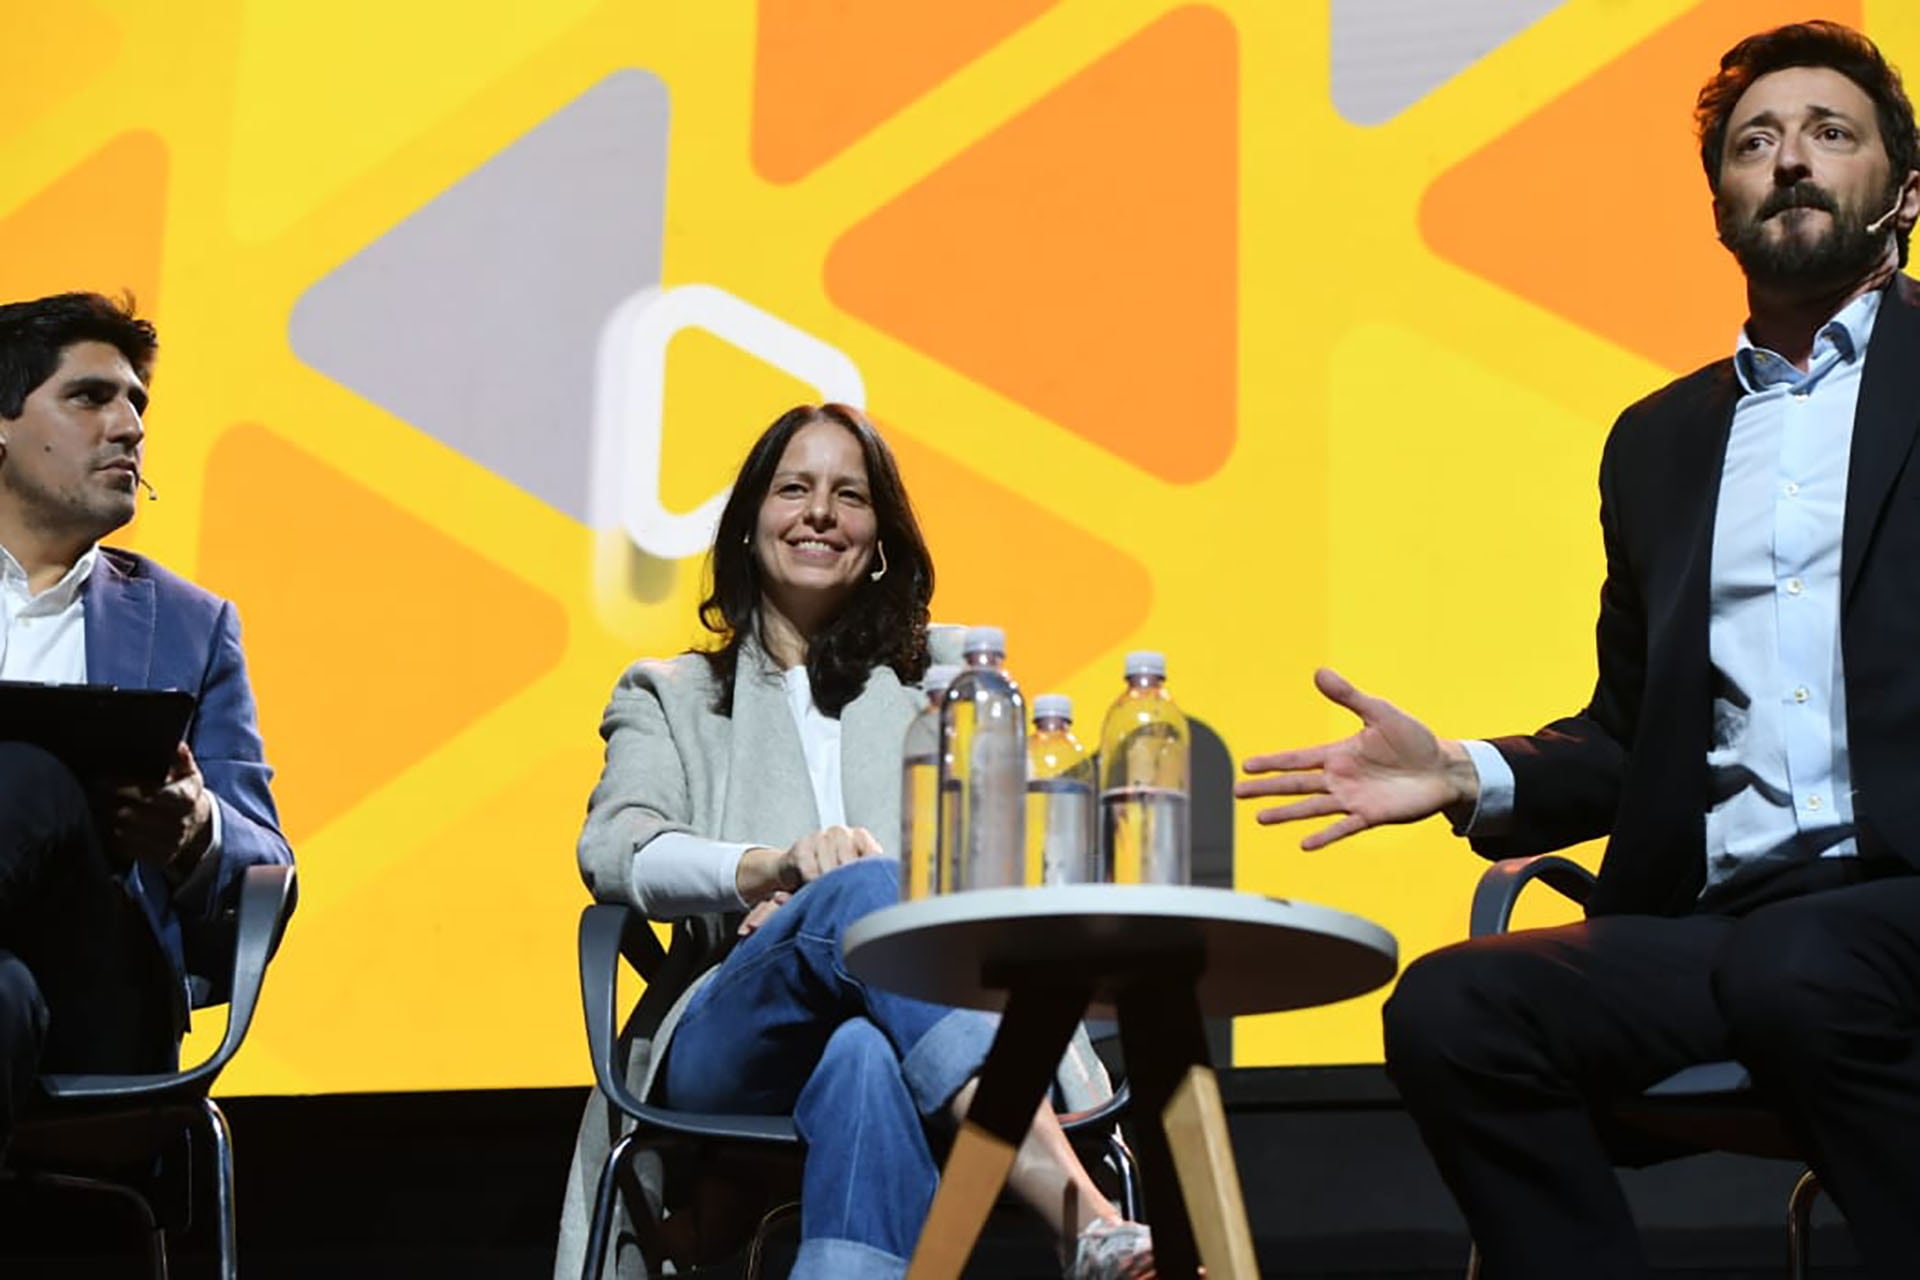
[0,682,196,787]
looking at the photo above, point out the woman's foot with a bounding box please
[1066,1217,1155,1279]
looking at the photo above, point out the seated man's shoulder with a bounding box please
[98,546,231,620]
[1620,360,1743,429]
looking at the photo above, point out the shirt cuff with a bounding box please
[629,833,753,917]
[1452,740,1516,837]
[170,795,226,896]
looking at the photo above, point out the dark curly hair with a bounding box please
[696,404,933,716]
[1695,20,1919,265]
[0,292,157,419]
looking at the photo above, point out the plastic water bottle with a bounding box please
[1027,694,1097,885]
[938,627,1027,891]
[899,664,962,901]
[1098,651,1190,885]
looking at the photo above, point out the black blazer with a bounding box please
[1472,274,1920,916]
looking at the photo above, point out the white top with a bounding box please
[0,543,97,683]
[628,664,849,917]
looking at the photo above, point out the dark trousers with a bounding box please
[1383,856,1920,1280]
[0,742,178,1151]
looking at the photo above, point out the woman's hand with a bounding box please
[736,825,885,902]
[737,890,792,937]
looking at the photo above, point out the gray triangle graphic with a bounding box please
[290,69,671,523]
[1332,0,1567,126]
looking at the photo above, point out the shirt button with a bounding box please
[1793,686,1810,703]
[1808,794,1824,811]
[1785,578,1805,596]
[1784,481,1801,497]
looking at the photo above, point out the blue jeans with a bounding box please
[661,859,997,1280]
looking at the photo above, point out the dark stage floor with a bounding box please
[0,1066,1866,1277]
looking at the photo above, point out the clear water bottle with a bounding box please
[1027,694,1097,885]
[899,664,962,901]
[938,626,1027,891]
[1098,651,1190,885]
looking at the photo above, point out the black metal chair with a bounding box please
[577,901,1139,1279]
[1461,854,1821,1280]
[2,862,297,1280]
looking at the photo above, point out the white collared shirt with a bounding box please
[0,543,97,683]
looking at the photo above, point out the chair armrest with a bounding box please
[1469,855,1596,938]
[577,903,800,1144]
[43,863,297,1101]
[1058,1078,1131,1135]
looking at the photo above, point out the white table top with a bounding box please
[842,884,1398,1017]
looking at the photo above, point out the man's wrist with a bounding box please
[1438,739,1480,810]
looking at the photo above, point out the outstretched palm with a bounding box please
[1234,668,1466,849]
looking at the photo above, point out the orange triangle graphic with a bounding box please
[886,420,1151,690]
[751,0,1058,184]
[195,426,570,844]
[1421,0,1861,374]
[0,131,167,315]
[828,7,1240,484]
[0,3,121,145]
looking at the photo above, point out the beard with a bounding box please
[1717,178,1897,290]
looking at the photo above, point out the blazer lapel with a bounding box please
[1842,276,1920,611]
[83,551,156,688]
[719,639,819,846]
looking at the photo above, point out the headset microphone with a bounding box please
[1866,196,1905,236]
[136,475,159,501]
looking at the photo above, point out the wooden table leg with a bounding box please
[1118,974,1259,1279]
[907,982,1090,1280]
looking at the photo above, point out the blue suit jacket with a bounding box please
[83,547,294,995]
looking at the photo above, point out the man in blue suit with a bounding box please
[0,292,293,1149]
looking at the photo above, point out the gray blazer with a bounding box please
[555,633,1112,1278]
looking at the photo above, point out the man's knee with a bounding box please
[0,743,90,834]
[1385,940,1541,1085]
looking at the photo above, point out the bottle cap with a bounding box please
[1124,650,1167,679]
[963,625,1007,657]
[921,664,962,695]
[1032,694,1073,722]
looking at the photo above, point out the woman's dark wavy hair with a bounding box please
[1695,20,1920,265]
[696,404,933,717]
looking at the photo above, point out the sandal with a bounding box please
[1065,1217,1156,1279]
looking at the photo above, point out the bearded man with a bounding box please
[1234,21,1920,1279]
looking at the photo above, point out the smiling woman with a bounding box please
[557,404,1153,1280]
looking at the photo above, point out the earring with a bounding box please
[869,541,888,582]
[742,534,751,546]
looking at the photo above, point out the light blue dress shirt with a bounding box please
[1464,290,1878,896]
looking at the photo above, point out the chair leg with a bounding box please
[199,1098,238,1280]
[1465,1240,1481,1280]
[149,1220,171,1280]
[745,1199,801,1280]
[584,1130,641,1280]
[1106,1131,1140,1224]
[1787,1167,1820,1280]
